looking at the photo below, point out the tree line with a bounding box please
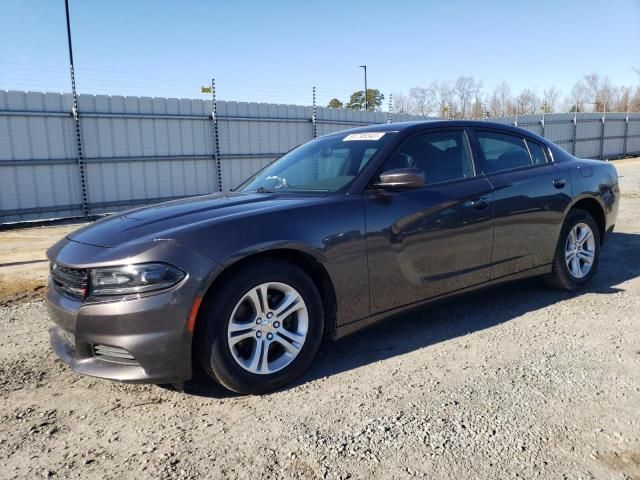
[327,70,640,117]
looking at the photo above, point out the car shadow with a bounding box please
[181,231,640,398]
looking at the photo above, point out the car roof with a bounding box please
[323,119,545,141]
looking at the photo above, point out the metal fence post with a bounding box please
[623,111,629,157]
[65,0,88,218]
[70,74,88,218]
[572,112,577,156]
[388,94,393,124]
[312,86,317,138]
[211,78,223,192]
[599,110,606,160]
[514,105,519,127]
[312,86,319,179]
[540,107,545,138]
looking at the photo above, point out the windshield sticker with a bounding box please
[342,132,386,141]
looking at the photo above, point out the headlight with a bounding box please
[90,263,185,296]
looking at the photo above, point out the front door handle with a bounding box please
[553,178,566,189]
[465,197,490,210]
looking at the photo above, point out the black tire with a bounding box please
[195,259,324,395]
[544,208,601,291]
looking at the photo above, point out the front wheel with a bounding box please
[195,260,324,394]
[545,208,600,290]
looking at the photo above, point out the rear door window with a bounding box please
[475,131,533,174]
[525,139,548,165]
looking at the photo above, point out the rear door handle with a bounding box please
[553,178,566,189]
[465,197,490,210]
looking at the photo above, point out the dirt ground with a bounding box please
[1,159,639,479]
[0,224,81,306]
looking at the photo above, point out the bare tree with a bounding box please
[392,93,412,114]
[632,68,640,112]
[488,90,501,117]
[567,80,589,112]
[408,86,435,116]
[470,93,485,119]
[516,88,540,115]
[583,72,600,104]
[632,88,640,112]
[433,80,453,118]
[495,80,513,116]
[542,86,561,113]
[583,73,614,112]
[601,78,615,112]
[391,71,640,118]
[453,76,482,118]
[613,86,632,112]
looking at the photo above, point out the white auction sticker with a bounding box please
[342,132,386,141]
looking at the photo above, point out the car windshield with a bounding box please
[238,131,396,193]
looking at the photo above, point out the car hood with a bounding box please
[67,192,326,248]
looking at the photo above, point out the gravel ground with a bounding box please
[1,159,639,479]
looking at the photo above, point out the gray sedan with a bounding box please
[46,121,620,394]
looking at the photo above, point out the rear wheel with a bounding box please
[545,209,600,290]
[196,260,323,394]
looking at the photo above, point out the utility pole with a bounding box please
[359,65,367,111]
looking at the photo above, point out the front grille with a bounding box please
[50,263,88,298]
[92,344,139,365]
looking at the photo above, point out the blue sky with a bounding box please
[1,0,638,106]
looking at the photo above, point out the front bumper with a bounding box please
[45,238,221,384]
[47,286,193,383]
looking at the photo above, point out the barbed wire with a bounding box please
[4,61,638,114]
[0,61,378,107]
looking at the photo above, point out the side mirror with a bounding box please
[374,168,425,189]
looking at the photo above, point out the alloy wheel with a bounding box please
[565,222,596,279]
[227,282,309,375]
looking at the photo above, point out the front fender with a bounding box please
[174,195,370,326]
[217,240,327,268]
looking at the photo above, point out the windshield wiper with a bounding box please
[255,186,273,193]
